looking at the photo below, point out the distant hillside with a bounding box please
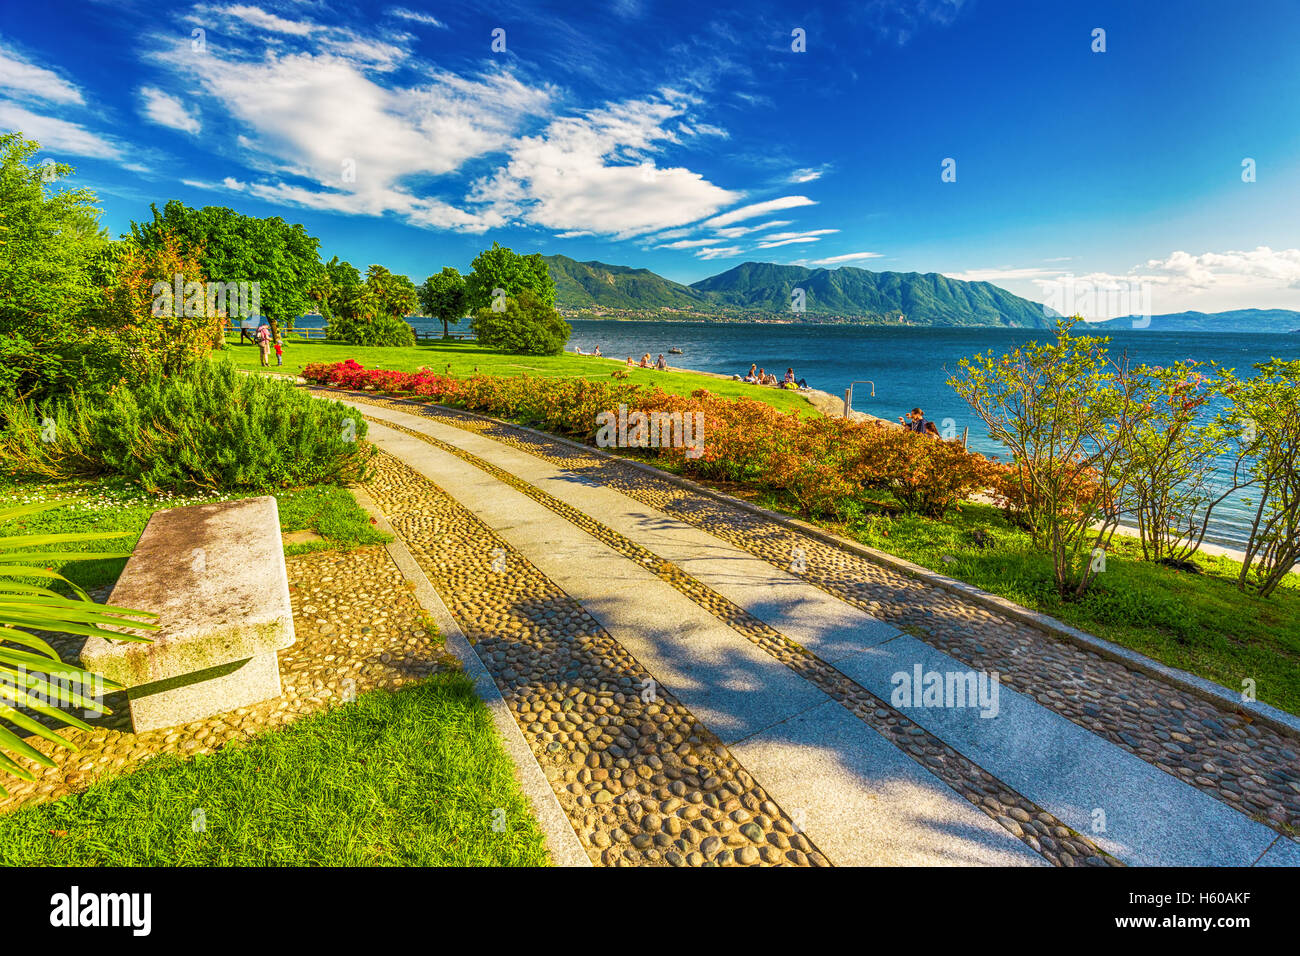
[1089,308,1300,333]
[691,261,1052,328]
[544,254,710,310]
[543,255,1053,328]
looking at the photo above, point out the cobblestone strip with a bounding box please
[335,391,1300,838]
[365,413,1119,866]
[363,451,825,867]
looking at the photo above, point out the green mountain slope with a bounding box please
[543,254,1053,327]
[690,261,1053,327]
[543,254,710,310]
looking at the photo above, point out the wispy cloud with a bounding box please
[755,228,838,248]
[0,41,84,104]
[702,195,816,228]
[811,251,884,266]
[387,7,447,28]
[139,86,201,134]
[0,100,120,158]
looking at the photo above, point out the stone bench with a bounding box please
[80,496,296,733]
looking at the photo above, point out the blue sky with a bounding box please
[2,0,1298,315]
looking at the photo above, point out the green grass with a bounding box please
[770,495,1300,715]
[0,475,390,592]
[0,672,551,866]
[223,335,821,417]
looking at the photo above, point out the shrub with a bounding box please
[302,360,1004,520]
[470,291,570,355]
[328,312,415,347]
[0,361,373,492]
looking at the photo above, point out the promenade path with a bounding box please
[318,387,1300,868]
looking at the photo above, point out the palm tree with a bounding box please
[0,501,156,796]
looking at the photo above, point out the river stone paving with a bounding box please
[329,390,1300,840]
[364,411,1118,866]
[0,546,448,815]
[362,451,826,866]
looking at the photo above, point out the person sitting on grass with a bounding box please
[640,353,651,368]
[656,353,667,370]
[627,356,635,366]
[594,346,602,357]
[783,367,808,389]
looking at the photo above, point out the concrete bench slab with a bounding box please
[80,495,295,732]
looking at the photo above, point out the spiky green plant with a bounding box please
[0,501,156,796]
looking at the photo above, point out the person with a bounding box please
[255,323,271,367]
[743,363,758,383]
[924,420,942,438]
[627,356,635,367]
[655,353,667,370]
[274,332,284,367]
[783,367,809,389]
[640,353,652,368]
[594,346,602,357]
[899,407,934,434]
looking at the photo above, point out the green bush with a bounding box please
[0,361,373,492]
[327,313,416,347]
[470,291,570,355]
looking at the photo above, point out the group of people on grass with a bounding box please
[250,323,283,367]
[625,352,669,370]
[738,363,809,390]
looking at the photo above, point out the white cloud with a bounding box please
[196,3,317,36]
[788,166,826,183]
[701,195,816,228]
[659,238,726,248]
[139,86,201,134]
[945,266,1059,282]
[755,229,838,249]
[470,94,739,238]
[388,7,447,28]
[696,245,745,260]
[0,101,120,158]
[0,43,84,104]
[714,219,791,239]
[811,251,884,266]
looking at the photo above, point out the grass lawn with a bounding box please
[223,335,821,417]
[0,476,390,592]
[770,496,1300,715]
[0,672,551,866]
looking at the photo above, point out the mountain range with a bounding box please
[541,255,1300,332]
[543,255,1052,328]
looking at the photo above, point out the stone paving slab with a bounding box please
[731,700,1046,866]
[363,421,1042,866]
[345,397,902,664]
[834,634,1283,867]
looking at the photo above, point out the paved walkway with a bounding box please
[327,389,1299,868]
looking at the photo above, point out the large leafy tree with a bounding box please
[308,256,363,325]
[418,266,468,338]
[471,290,570,355]
[129,201,323,334]
[328,265,417,347]
[465,242,556,312]
[0,134,121,400]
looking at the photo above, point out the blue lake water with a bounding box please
[556,319,1300,549]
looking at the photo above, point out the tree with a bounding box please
[948,320,1153,599]
[1116,362,1241,564]
[327,265,417,347]
[1229,359,1300,597]
[465,241,556,313]
[419,266,468,338]
[129,201,324,336]
[101,233,223,377]
[0,133,120,400]
[471,290,570,355]
[308,256,362,325]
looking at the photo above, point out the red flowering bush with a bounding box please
[302,360,1002,518]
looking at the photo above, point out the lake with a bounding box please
[559,319,1300,549]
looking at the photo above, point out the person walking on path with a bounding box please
[256,323,271,367]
